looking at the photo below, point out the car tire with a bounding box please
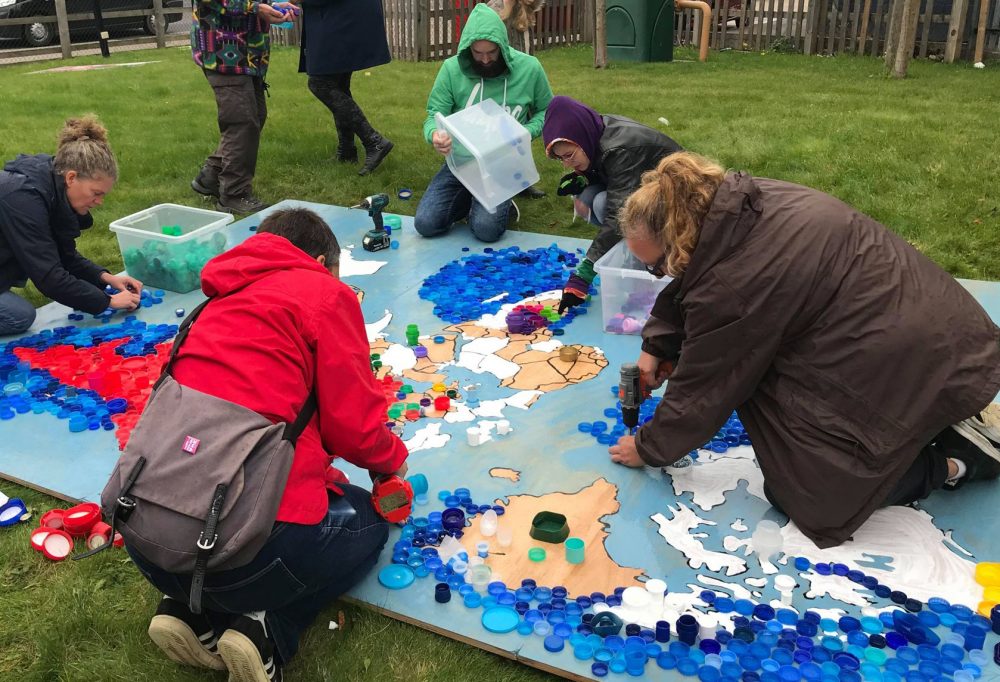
[24,21,56,47]
[142,13,170,36]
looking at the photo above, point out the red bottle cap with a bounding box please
[112,531,125,548]
[30,527,52,551]
[434,396,451,411]
[41,529,74,561]
[86,521,113,549]
[62,503,101,536]
[40,508,66,529]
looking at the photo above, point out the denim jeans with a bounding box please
[578,183,608,227]
[414,163,511,243]
[127,483,388,664]
[0,289,36,336]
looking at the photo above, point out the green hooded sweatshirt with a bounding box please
[422,4,553,144]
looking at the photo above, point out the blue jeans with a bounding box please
[0,290,36,336]
[127,484,389,664]
[414,163,511,243]
[578,183,608,227]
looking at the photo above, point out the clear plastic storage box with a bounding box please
[435,99,540,214]
[593,240,673,335]
[110,204,233,293]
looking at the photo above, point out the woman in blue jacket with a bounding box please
[0,116,141,335]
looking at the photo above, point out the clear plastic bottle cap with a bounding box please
[480,509,498,537]
[496,524,513,547]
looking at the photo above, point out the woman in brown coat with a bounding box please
[608,152,1000,548]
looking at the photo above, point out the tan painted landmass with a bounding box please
[446,322,608,394]
[489,468,521,482]
[351,285,364,304]
[461,478,644,595]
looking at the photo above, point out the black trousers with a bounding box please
[764,428,951,513]
[307,72,378,147]
[202,69,267,200]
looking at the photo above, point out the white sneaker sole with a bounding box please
[148,615,226,670]
[951,420,1000,465]
[218,629,274,682]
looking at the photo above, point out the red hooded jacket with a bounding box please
[171,232,408,525]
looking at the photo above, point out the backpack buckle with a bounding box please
[197,532,217,551]
[116,495,137,521]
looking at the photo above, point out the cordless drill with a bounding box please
[353,193,391,252]
[371,474,413,524]
[619,363,643,435]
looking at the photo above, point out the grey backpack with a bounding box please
[80,298,316,613]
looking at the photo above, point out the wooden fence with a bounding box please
[674,0,998,57]
[377,0,591,60]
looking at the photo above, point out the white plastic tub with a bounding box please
[110,204,233,293]
[593,240,673,335]
[435,99,540,214]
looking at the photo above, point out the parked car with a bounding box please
[0,0,183,47]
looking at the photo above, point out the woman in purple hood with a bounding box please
[542,95,683,313]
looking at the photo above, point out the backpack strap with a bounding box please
[153,298,213,390]
[189,483,229,614]
[283,392,317,445]
[73,456,147,561]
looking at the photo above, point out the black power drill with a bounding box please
[353,193,391,252]
[619,362,642,435]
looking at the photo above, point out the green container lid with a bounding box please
[529,511,570,543]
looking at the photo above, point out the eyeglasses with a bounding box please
[644,254,667,278]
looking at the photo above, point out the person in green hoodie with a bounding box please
[414,4,553,243]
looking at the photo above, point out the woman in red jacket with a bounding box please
[608,152,1000,549]
[127,208,408,682]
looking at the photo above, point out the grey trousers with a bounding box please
[202,70,267,200]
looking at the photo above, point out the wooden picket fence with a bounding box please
[383,0,591,60]
[674,0,997,57]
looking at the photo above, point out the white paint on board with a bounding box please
[651,504,748,576]
[365,311,392,341]
[379,344,417,373]
[341,248,386,277]
[665,448,767,511]
[404,423,450,453]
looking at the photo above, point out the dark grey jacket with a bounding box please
[0,154,109,314]
[585,115,683,265]
[636,172,1000,548]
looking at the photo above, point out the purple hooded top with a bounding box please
[542,95,606,164]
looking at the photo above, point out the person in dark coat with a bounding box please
[541,96,683,314]
[298,0,394,176]
[607,151,1000,549]
[0,116,141,336]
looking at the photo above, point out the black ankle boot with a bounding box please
[358,135,393,176]
[335,125,358,163]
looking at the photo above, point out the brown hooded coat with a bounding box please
[635,172,1000,548]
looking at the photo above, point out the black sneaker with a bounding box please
[191,166,220,198]
[518,184,546,199]
[358,136,393,176]
[939,427,1000,490]
[951,404,1000,464]
[218,613,283,682]
[147,597,226,670]
[216,194,270,215]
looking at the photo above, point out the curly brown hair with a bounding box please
[620,152,726,277]
[502,0,545,31]
[54,114,118,181]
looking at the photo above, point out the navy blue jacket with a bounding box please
[0,154,110,314]
[297,0,391,76]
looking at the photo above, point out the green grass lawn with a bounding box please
[1,42,999,681]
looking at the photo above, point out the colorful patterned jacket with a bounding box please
[191,0,271,78]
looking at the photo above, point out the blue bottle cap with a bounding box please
[481,607,519,633]
[378,564,415,589]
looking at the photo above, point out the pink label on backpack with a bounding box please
[182,435,201,455]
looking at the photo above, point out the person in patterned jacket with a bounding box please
[189,0,295,215]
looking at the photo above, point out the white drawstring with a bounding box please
[502,78,507,108]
